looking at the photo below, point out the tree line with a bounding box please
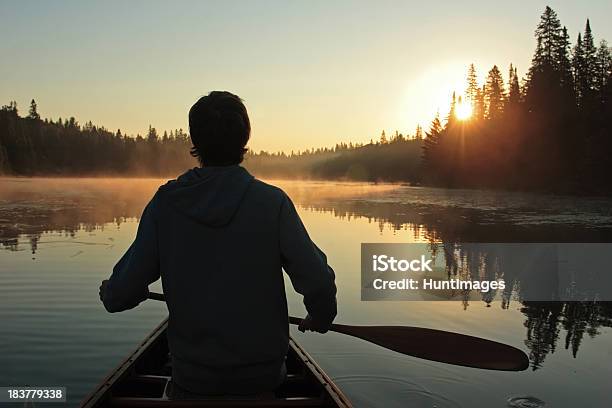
[1,6,611,195]
[0,97,425,180]
[245,133,423,181]
[0,100,194,176]
[421,6,612,194]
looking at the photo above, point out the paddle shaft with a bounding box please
[148,292,166,302]
[147,291,529,371]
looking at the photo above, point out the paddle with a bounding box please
[148,291,529,371]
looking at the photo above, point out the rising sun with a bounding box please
[455,100,473,120]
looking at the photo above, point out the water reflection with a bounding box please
[300,192,612,371]
[1,177,612,372]
[0,178,159,251]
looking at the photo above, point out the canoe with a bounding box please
[81,318,352,407]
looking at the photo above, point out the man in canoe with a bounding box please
[98,91,337,398]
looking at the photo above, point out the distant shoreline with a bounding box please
[1,174,608,199]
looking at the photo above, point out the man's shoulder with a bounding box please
[156,168,196,192]
[249,178,287,202]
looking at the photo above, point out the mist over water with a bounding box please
[1,177,612,407]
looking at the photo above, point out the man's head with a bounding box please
[189,91,250,166]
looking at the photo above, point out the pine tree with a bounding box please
[574,20,599,107]
[147,125,158,142]
[531,6,563,75]
[595,40,612,100]
[380,130,387,144]
[557,27,574,89]
[422,113,443,168]
[27,99,40,120]
[446,91,457,128]
[415,124,423,141]
[474,86,486,120]
[524,7,568,116]
[466,64,479,103]
[485,65,505,119]
[2,101,18,113]
[573,32,586,104]
[582,19,598,92]
[507,64,521,106]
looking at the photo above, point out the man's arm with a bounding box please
[100,196,161,313]
[279,195,337,332]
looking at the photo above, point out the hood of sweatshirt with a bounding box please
[159,166,254,227]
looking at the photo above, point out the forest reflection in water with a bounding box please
[1,177,612,371]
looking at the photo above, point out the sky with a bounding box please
[1,1,611,152]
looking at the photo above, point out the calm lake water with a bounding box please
[1,177,612,407]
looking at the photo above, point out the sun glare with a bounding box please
[456,101,473,120]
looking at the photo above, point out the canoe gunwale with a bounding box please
[80,318,352,408]
[289,337,351,408]
[81,318,168,408]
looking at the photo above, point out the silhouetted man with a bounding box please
[99,91,337,398]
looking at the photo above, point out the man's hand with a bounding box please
[297,314,331,334]
[99,279,109,302]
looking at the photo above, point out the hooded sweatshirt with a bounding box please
[102,166,337,395]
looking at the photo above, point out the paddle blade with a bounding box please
[329,323,529,371]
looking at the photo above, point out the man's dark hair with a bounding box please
[189,91,250,166]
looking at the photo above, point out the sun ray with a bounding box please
[456,99,473,120]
